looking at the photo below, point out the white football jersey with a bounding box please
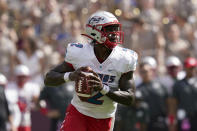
[65,43,138,118]
[5,82,40,127]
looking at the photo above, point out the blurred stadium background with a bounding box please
[0,0,197,131]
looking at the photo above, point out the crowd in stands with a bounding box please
[0,0,197,131]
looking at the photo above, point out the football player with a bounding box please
[5,65,40,131]
[44,11,138,131]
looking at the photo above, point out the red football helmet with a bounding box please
[82,11,124,49]
[184,57,197,68]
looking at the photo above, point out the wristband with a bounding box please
[100,85,110,95]
[64,72,71,82]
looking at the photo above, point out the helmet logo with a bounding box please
[88,16,105,25]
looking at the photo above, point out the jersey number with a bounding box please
[70,43,83,48]
[87,92,104,105]
[85,75,115,105]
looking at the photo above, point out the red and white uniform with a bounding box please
[64,43,137,118]
[5,82,40,130]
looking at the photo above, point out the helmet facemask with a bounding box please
[101,24,124,49]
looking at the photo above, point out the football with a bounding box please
[75,68,94,101]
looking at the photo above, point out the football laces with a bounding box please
[78,79,83,92]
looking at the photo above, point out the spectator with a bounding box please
[42,0,62,33]
[17,19,36,44]
[129,17,164,58]
[16,38,44,86]
[165,23,190,61]
[40,34,62,75]
[0,25,17,79]
[139,0,161,25]
[52,7,71,48]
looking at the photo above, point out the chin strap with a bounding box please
[104,38,117,49]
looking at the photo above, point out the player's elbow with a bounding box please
[44,72,55,86]
[44,73,51,86]
[124,96,135,106]
[44,72,65,87]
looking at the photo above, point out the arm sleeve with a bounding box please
[64,43,80,64]
[64,44,73,63]
[127,50,138,72]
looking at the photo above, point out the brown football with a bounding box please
[75,71,94,101]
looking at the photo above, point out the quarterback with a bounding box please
[44,11,138,131]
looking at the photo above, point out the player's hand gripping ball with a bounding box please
[73,67,95,101]
[69,66,103,101]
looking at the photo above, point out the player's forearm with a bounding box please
[44,61,75,86]
[106,71,136,105]
[106,90,135,106]
[44,71,65,86]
